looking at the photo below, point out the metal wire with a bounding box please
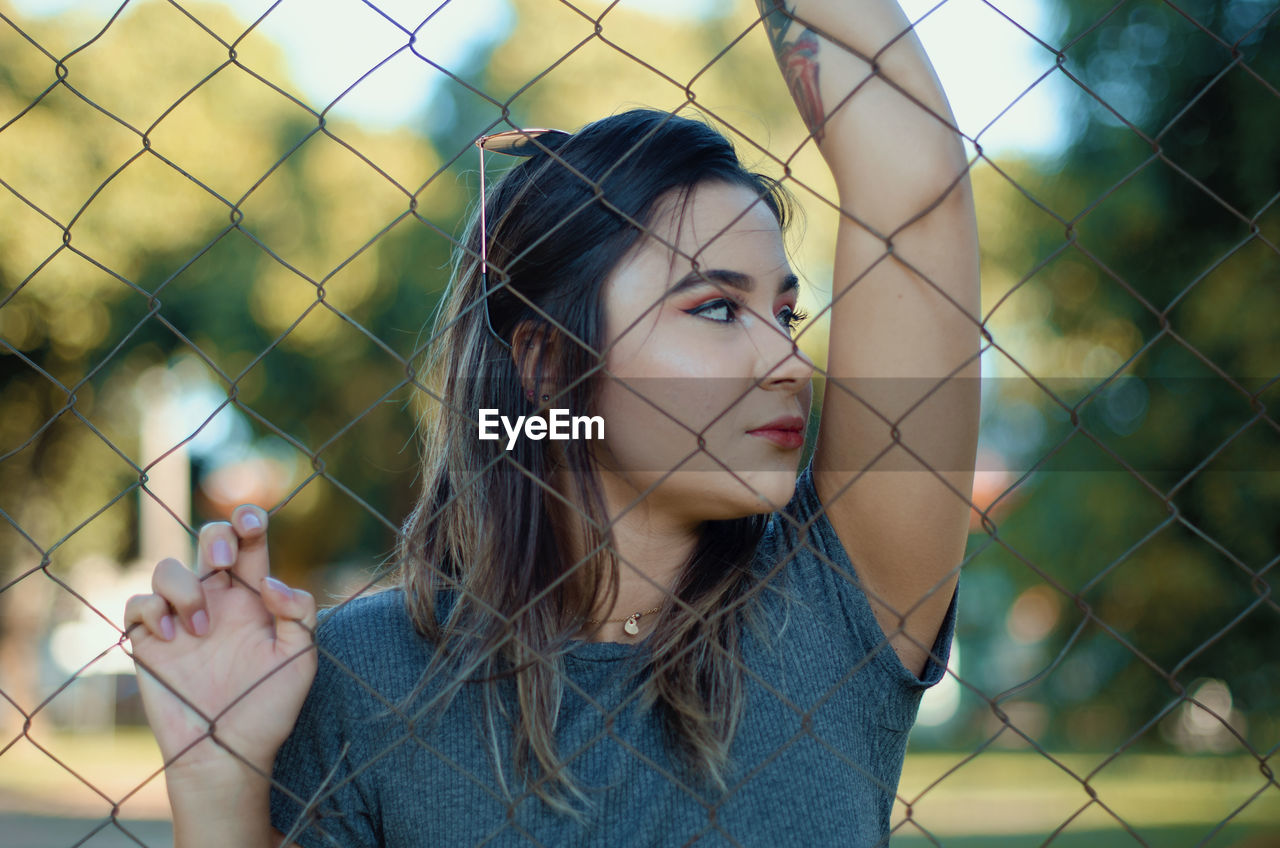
[0,0,1277,845]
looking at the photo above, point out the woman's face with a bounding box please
[594,180,815,523]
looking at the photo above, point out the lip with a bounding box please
[747,415,806,450]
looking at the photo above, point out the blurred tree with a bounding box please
[0,0,458,724]
[958,0,1279,756]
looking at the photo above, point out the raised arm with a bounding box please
[758,0,981,677]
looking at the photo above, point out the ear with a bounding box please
[511,320,564,397]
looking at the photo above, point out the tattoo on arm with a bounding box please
[755,0,826,143]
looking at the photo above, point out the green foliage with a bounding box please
[0,1,457,584]
[956,0,1279,756]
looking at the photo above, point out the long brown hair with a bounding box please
[395,109,796,820]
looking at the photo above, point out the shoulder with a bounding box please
[311,587,432,703]
[751,461,857,642]
[755,462,845,577]
[754,462,958,692]
[316,586,413,640]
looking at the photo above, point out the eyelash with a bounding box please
[688,298,809,333]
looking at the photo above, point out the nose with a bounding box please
[751,317,815,395]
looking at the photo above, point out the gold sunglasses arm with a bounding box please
[474,127,570,352]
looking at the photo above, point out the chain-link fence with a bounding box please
[1,0,1278,845]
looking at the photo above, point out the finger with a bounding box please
[124,593,177,642]
[229,504,270,587]
[259,577,318,656]
[195,521,237,587]
[151,558,210,638]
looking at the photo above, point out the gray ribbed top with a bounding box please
[269,463,957,847]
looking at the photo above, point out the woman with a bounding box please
[124,0,979,844]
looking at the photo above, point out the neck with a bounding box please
[551,467,698,642]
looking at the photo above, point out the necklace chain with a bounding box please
[584,605,662,636]
[584,605,661,624]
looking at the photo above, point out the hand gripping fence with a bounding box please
[0,0,1277,846]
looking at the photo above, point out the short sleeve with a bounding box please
[269,608,380,848]
[773,462,959,694]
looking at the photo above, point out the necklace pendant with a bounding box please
[623,613,640,636]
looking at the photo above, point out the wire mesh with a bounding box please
[0,0,1277,845]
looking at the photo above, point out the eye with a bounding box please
[687,298,739,324]
[687,299,810,333]
[779,305,809,334]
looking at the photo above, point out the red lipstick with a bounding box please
[747,415,806,450]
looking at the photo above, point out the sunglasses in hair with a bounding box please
[476,128,572,351]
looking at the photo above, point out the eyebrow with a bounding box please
[667,268,800,298]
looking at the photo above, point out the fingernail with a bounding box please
[211,538,233,567]
[241,511,262,531]
[160,615,175,641]
[264,576,292,599]
[191,609,209,637]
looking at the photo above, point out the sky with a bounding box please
[11,0,1074,156]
